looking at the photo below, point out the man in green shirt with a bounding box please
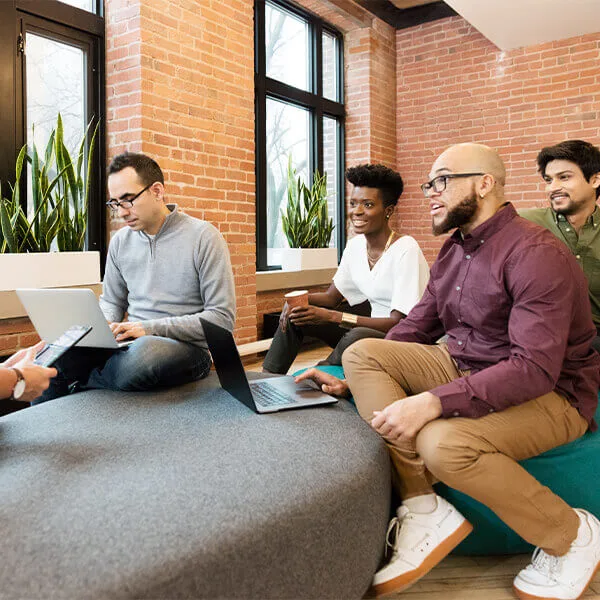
[521,140,600,352]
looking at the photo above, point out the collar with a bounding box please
[554,205,600,227]
[449,202,516,252]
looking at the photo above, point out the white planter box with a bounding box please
[280,247,338,271]
[0,251,101,291]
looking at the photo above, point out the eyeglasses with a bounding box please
[421,173,485,196]
[106,182,153,210]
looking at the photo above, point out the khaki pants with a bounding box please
[342,338,589,555]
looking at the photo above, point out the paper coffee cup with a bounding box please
[285,290,309,308]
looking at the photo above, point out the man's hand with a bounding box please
[9,346,57,402]
[371,392,443,443]
[288,306,333,327]
[294,368,350,397]
[110,321,146,341]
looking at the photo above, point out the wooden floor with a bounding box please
[245,343,600,600]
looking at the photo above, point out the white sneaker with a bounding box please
[513,509,600,600]
[371,495,473,596]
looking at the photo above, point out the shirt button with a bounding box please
[453,411,460,417]
[466,255,471,259]
[489,408,494,413]
[566,228,571,232]
[457,341,463,346]
[480,240,484,244]
[457,318,462,323]
[456,286,461,291]
[576,255,581,259]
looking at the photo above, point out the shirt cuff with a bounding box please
[431,380,483,419]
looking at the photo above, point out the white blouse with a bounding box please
[333,234,430,318]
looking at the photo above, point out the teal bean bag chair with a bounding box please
[293,365,600,556]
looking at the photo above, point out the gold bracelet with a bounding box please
[340,312,358,329]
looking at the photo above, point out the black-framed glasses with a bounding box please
[421,173,485,196]
[106,182,154,210]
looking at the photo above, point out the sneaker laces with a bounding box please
[531,547,560,579]
[385,507,426,559]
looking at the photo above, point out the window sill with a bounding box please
[256,268,336,292]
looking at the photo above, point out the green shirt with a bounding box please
[520,206,600,328]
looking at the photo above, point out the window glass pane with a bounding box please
[265,1,309,91]
[26,32,86,213]
[266,98,310,266]
[58,0,96,13]
[323,116,339,246]
[323,32,338,101]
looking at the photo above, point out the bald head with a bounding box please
[431,143,506,188]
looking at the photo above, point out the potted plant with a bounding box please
[280,156,337,271]
[0,114,100,291]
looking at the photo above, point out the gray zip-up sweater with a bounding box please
[99,204,235,348]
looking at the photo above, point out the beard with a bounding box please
[550,195,579,216]
[432,193,479,236]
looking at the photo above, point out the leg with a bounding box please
[320,327,386,366]
[416,393,589,554]
[86,336,211,391]
[263,322,347,374]
[343,338,461,498]
[33,347,115,404]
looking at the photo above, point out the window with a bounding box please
[0,0,105,256]
[255,0,345,270]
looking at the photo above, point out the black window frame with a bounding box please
[0,0,106,261]
[255,0,345,271]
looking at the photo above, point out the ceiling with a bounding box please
[359,0,600,49]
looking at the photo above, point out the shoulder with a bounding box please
[341,234,365,256]
[176,212,225,240]
[389,235,423,255]
[519,207,553,227]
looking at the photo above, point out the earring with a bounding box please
[386,214,391,219]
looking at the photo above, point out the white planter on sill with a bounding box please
[0,251,101,291]
[280,247,338,272]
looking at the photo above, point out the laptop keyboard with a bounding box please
[251,382,297,407]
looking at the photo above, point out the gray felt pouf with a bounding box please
[0,373,391,599]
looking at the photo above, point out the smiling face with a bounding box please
[107,167,166,235]
[348,187,392,235]
[543,159,600,217]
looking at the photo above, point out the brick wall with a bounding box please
[105,0,256,342]
[396,17,600,264]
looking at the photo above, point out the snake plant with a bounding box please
[0,114,98,253]
[281,155,334,249]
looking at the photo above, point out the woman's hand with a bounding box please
[288,306,334,327]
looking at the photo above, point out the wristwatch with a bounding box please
[340,312,358,329]
[10,368,26,400]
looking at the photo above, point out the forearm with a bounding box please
[307,291,342,308]
[329,311,402,333]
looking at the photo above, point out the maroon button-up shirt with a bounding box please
[386,203,600,428]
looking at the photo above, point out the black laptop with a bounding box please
[200,318,338,413]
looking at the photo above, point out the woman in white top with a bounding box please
[263,164,430,375]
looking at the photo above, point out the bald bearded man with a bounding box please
[297,143,600,599]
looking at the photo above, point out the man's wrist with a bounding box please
[423,391,443,418]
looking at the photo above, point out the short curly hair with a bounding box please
[345,164,404,207]
[537,140,600,199]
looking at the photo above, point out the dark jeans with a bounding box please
[262,301,385,374]
[34,336,212,404]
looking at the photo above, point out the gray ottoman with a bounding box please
[0,373,390,599]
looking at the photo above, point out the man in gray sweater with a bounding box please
[36,152,235,402]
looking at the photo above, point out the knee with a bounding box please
[342,337,383,371]
[416,420,480,483]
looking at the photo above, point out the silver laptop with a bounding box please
[16,288,131,349]
[200,318,338,413]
